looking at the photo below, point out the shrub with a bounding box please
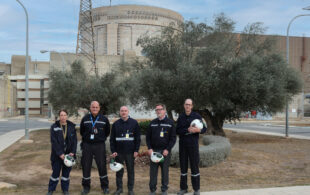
[170,135,231,167]
[138,120,151,135]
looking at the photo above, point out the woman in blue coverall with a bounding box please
[47,109,77,195]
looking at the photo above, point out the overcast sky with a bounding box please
[1,0,310,63]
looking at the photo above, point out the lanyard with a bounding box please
[61,124,67,140]
[90,114,99,129]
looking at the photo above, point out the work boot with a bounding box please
[177,189,188,195]
[103,188,110,194]
[114,188,123,195]
[81,188,90,195]
[193,190,200,195]
[128,190,134,195]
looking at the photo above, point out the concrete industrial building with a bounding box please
[89,4,183,56]
[0,4,310,118]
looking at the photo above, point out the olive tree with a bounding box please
[122,14,302,136]
[48,60,125,116]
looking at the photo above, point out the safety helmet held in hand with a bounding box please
[151,152,164,163]
[64,154,76,167]
[110,158,124,172]
[190,119,203,130]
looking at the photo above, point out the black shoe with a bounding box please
[177,189,188,195]
[81,188,90,195]
[63,191,69,195]
[46,191,53,195]
[114,188,123,195]
[128,190,134,195]
[103,188,110,194]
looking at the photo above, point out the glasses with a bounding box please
[185,104,192,106]
[155,108,164,111]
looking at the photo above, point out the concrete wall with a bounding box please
[275,36,310,93]
[11,55,29,75]
[0,79,8,118]
[0,77,15,118]
[0,62,10,75]
[49,51,138,75]
[29,60,50,75]
[10,55,49,76]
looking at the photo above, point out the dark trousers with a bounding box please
[149,151,171,192]
[179,143,200,191]
[115,153,135,191]
[48,158,72,192]
[81,142,109,190]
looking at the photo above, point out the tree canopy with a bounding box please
[122,13,303,136]
[48,60,125,116]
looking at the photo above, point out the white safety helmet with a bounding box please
[190,119,203,130]
[110,159,124,172]
[151,152,164,163]
[64,154,76,167]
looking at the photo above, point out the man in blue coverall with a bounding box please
[176,99,206,195]
[80,101,110,195]
[110,106,141,195]
[146,103,176,195]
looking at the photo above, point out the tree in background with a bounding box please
[48,60,125,116]
[122,13,302,136]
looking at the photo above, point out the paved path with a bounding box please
[224,122,310,139]
[0,117,51,136]
[178,185,310,195]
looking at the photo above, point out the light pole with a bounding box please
[16,0,29,140]
[285,9,310,137]
[40,50,66,71]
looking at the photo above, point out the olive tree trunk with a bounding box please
[199,109,226,137]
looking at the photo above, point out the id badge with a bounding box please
[90,134,94,140]
[160,131,164,137]
[126,133,129,139]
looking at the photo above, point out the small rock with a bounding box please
[20,140,34,144]
[0,182,17,189]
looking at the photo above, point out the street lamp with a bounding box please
[285,7,310,137]
[16,0,29,140]
[40,50,66,71]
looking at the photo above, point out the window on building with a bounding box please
[34,62,38,73]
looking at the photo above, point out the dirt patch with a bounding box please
[1,129,310,194]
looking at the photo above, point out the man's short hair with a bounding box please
[184,98,193,105]
[90,101,100,107]
[155,103,166,110]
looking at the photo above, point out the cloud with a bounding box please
[228,1,309,35]
[2,0,310,63]
[0,4,22,25]
[0,32,15,40]
[40,29,77,34]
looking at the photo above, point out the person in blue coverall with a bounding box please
[47,109,77,195]
[176,99,206,195]
[80,101,111,195]
[110,106,141,195]
[146,103,176,195]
